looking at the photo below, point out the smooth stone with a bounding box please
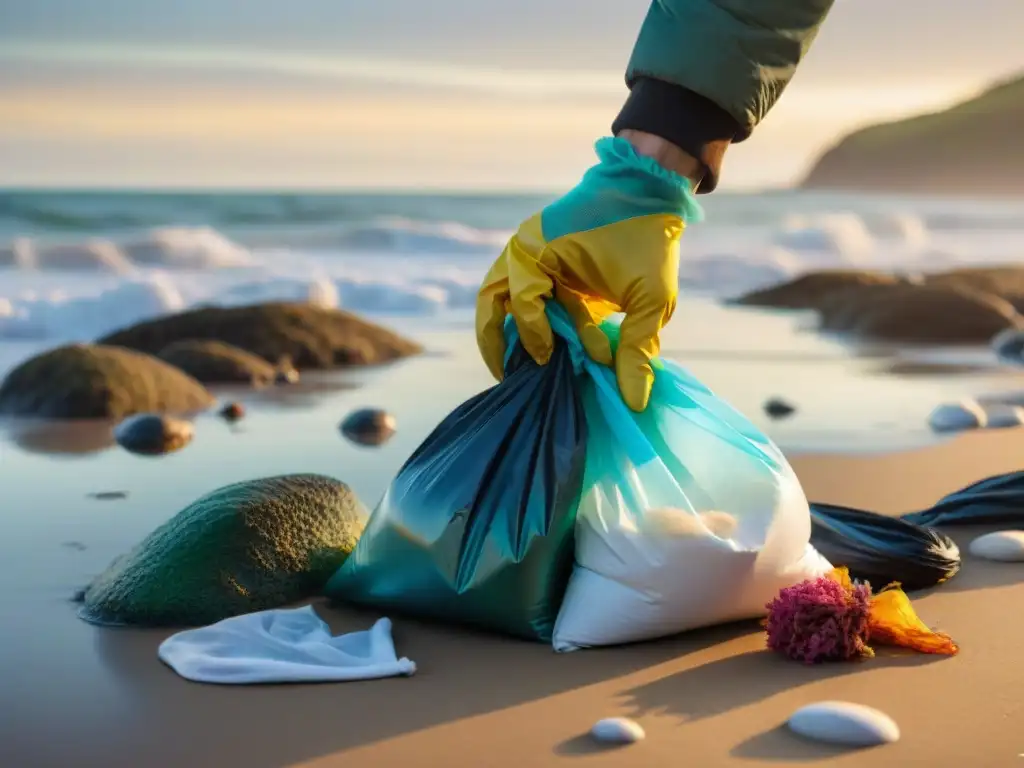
[928,399,986,432]
[114,413,194,456]
[219,402,246,422]
[590,717,645,745]
[341,408,397,447]
[788,701,899,747]
[764,397,796,419]
[983,403,1024,429]
[992,327,1024,361]
[969,530,1024,562]
[274,367,300,385]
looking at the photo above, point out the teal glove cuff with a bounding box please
[540,137,704,243]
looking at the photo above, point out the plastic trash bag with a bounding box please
[904,471,1024,527]
[158,607,416,684]
[324,323,587,642]
[809,503,961,592]
[552,311,831,652]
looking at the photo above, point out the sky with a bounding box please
[0,0,1021,191]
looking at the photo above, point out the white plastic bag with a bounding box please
[158,605,416,683]
[552,318,831,651]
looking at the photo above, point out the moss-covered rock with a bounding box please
[731,270,903,309]
[99,302,422,369]
[79,474,367,627]
[0,344,215,419]
[157,339,277,386]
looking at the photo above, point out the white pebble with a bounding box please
[969,530,1024,562]
[788,702,899,747]
[928,400,986,432]
[590,717,645,744]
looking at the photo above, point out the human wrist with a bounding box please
[617,130,704,189]
[612,77,740,194]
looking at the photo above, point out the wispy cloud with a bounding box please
[0,42,624,98]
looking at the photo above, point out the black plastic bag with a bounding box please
[809,502,961,591]
[325,337,587,642]
[904,471,1024,527]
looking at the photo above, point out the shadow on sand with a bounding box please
[90,607,761,768]
[87,602,957,768]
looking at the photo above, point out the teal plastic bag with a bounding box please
[552,316,829,651]
[324,307,589,641]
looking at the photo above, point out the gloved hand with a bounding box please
[475,136,703,412]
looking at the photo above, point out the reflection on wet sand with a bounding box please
[2,418,117,456]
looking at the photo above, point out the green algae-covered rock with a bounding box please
[157,339,278,386]
[0,344,214,419]
[80,474,367,627]
[99,302,422,369]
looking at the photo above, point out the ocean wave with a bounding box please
[0,270,486,341]
[680,249,801,296]
[0,220,505,273]
[0,227,254,273]
[0,275,186,340]
[329,217,509,255]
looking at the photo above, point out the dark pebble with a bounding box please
[341,408,397,446]
[87,491,128,500]
[764,397,796,419]
[114,413,194,456]
[219,402,246,421]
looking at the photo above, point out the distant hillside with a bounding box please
[801,75,1024,195]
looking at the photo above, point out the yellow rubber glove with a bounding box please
[475,137,702,411]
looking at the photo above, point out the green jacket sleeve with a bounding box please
[612,0,835,192]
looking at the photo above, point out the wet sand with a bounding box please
[3,429,1024,767]
[3,320,1024,767]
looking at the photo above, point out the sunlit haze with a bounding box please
[1,0,1020,190]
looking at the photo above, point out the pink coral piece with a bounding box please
[764,574,873,664]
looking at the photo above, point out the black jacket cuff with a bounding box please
[611,77,744,194]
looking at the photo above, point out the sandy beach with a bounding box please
[4,192,1024,768]
[4,337,1024,767]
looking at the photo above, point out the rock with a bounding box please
[764,397,796,419]
[590,718,645,745]
[158,339,277,386]
[275,367,300,386]
[992,327,1024,361]
[787,702,899,747]
[98,302,422,370]
[735,273,1024,344]
[341,408,397,446]
[219,402,246,421]
[842,285,1021,344]
[984,403,1024,429]
[928,400,987,432]
[732,270,901,309]
[114,413,195,455]
[0,344,214,420]
[926,267,1024,310]
[969,531,1024,562]
[79,474,367,627]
